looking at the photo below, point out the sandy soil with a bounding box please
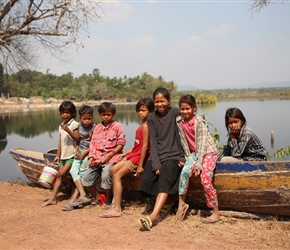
[0,182,289,250]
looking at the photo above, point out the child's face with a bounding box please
[80,114,93,128]
[228,117,243,134]
[137,105,150,122]
[100,111,114,126]
[60,109,72,123]
[154,93,169,114]
[179,102,195,122]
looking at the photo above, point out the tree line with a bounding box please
[1,66,289,103]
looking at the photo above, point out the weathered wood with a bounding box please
[9,148,290,217]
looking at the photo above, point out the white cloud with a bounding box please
[100,0,133,23]
[205,23,231,36]
[131,35,157,46]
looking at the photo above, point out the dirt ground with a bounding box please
[0,182,289,250]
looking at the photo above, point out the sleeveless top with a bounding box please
[126,124,149,165]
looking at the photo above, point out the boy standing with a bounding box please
[83,102,126,208]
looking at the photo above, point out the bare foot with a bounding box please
[42,199,57,207]
[202,214,220,224]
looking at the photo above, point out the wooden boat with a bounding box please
[9,148,290,217]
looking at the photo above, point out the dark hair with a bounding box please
[79,105,94,117]
[225,108,247,131]
[179,94,197,109]
[135,98,155,112]
[153,87,170,101]
[59,101,77,118]
[98,102,116,115]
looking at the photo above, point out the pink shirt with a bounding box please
[88,121,126,165]
[180,117,196,153]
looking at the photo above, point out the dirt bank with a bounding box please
[0,182,289,250]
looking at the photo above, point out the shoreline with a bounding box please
[0,100,135,114]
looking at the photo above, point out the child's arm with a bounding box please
[136,123,149,176]
[60,123,79,142]
[101,144,124,164]
[53,138,61,165]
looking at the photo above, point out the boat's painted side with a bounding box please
[9,148,290,217]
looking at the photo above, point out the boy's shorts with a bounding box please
[59,157,74,166]
[83,163,114,189]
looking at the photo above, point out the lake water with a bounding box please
[1,99,289,182]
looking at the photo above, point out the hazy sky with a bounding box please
[38,0,290,89]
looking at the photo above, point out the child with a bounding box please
[218,107,267,161]
[42,101,79,207]
[62,105,95,211]
[139,87,185,230]
[83,102,126,208]
[99,98,154,218]
[176,94,219,223]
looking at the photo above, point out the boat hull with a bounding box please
[9,148,290,217]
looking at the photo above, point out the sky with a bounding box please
[37,0,290,90]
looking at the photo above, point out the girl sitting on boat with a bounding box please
[218,107,267,162]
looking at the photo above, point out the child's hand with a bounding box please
[178,161,185,168]
[155,169,160,176]
[190,166,201,177]
[118,153,126,161]
[78,151,87,160]
[134,166,144,177]
[60,123,70,132]
[53,156,59,165]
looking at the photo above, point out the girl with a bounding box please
[218,107,267,162]
[139,88,185,230]
[176,94,219,223]
[42,101,79,207]
[99,98,155,218]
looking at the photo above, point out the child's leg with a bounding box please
[101,163,114,206]
[201,153,219,221]
[42,162,72,206]
[178,153,196,196]
[83,166,102,202]
[74,157,90,200]
[149,193,168,223]
[110,162,131,213]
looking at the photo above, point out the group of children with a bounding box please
[42,87,267,231]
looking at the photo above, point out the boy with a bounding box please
[83,102,126,208]
[62,105,95,211]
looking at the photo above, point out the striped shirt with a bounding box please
[218,125,267,161]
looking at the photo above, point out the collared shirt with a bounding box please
[176,115,217,170]
[88,121,126,165]
[218,125,267,161]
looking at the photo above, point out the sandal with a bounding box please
[71,198,91,208]
[62,203,74,211]
[139,216,153,231]
[176,203,189,221]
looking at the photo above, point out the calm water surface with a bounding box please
[1,100,289,182]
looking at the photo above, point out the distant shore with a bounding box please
[0,98,135,113]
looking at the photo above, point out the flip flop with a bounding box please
[139,216,153,231]
[99,212,122,218]
[202,217,220,224]
[62,203,74,211]
[176,204,189,221]
[72,198,91,208]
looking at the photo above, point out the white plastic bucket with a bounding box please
[38,166,58,189]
